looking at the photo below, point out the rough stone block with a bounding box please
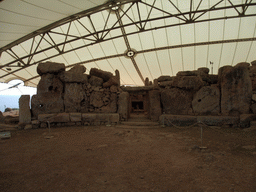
[38,113,70,123]
[239,114,256,128]
[68,64,86,74]
[219,64,252,115]
[157,75,173,82]
[37,62,65,76]
[159,115,197,126]
[37,74,63,96]
[19,95,31,124]
[197,116,239,126]
[149,90,162,121]
[90,68,113,82]
[31,94,64,118]
[70,113,82,122]
[103,76,119,88]
[89,75,103,87]
[192,86,220,115]
[172,76,204,91]
[161,88,193,115]
[118,92,130,121]
[59,71,88,83]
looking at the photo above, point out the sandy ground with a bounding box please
[1,123,256,192]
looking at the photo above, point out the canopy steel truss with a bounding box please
[0,0,256,83]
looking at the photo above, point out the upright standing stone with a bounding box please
[149,90,161,121]
[145,77,149,86]
[220,63,252,115]
[118,92,130,121]
[192,86,220,115]
[19,95,31,124]
[115,69,120,87]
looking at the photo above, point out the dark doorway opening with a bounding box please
[132,101,144,113]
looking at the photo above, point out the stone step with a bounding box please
[116,125,160,129]
[127,118,151,122]
[121,121,159,126]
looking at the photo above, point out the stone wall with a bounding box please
[31,62,121,121]
[157,60,256,127]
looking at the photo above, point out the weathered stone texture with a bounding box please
[103,76,119,88]
[159,81,173,87]
[37,62,65,76]
[70,113,82,122]
[219,63,252,115]
[68,64,86,74]
[37,74,63,95]
[31,94,64,118]
[64,83,87,112]
[59,71,88,83]
[38,113,70,123]
[198,67,210,74]
[172,76,204,91]
[240,114,256,128]
[118,92,129,121]
[89,76,103,87]
[149,90,161,121]
[161,88,193,115]
[157,75,173,82]
[192,86,220,115]
[19,95,31,124]
[90,68,113,82]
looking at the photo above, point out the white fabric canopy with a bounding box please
[0,0,256,87]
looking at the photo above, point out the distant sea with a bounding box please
[0,95,24,112]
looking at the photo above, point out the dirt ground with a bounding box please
[1,123,256,192]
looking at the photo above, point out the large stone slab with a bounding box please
[159,114,197,126]
[172,76,204,91]
[59,71,88,83]
[68,64,86,74]
[37,62,65,76]
[70,113,82,122]
[31,94,64,118]
[239,114,256,128]
[192,86,220,115]
[103,76,119,88]
[64,83,87,112]
[149,90,162,121]
[89,75,103,87]
[157,75,173,82]
[38,113,70,123]
[37,74,63,96]
[90,68,113,82]
[219,63,252,115]
[19,95,31,124]
[197,116,239,126]
[118,92,130,121]
[161,88,193,115]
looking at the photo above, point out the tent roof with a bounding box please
[0,0,256,87]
